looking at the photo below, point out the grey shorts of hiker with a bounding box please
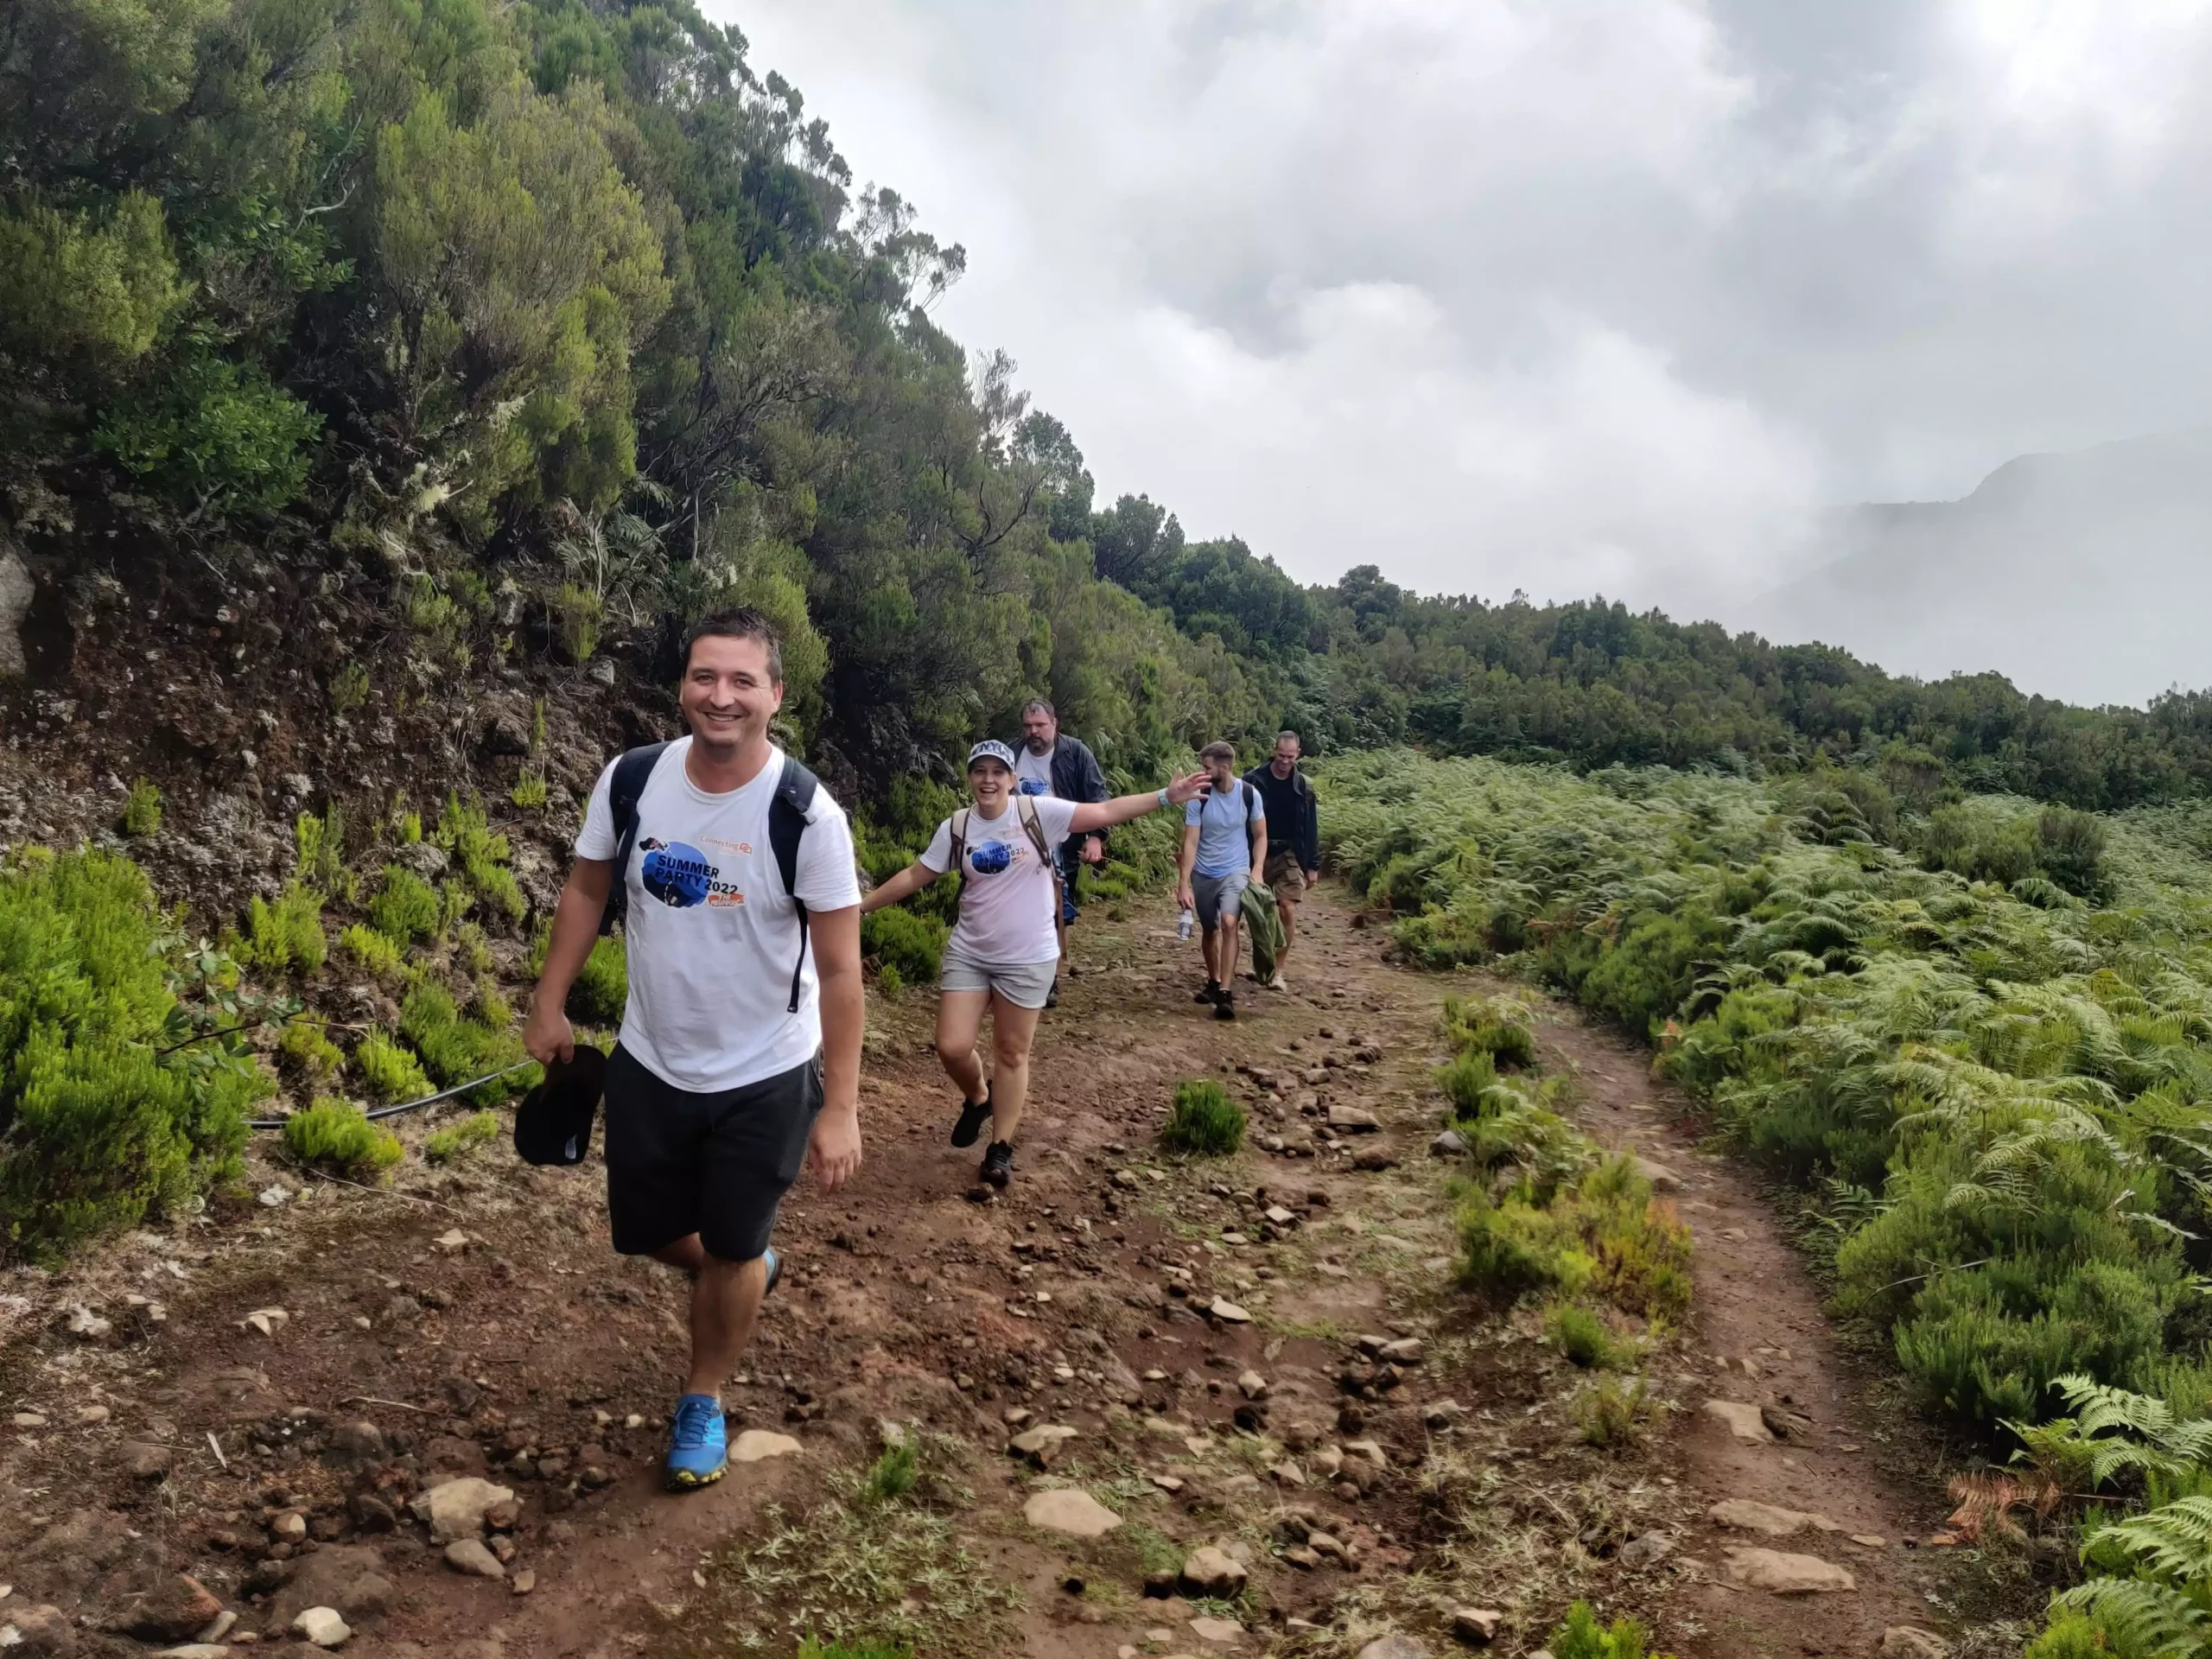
[1192,869,1249,932]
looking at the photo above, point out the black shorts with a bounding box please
[602,1045,821,1262]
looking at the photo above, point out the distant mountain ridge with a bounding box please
[1751,429,2212,708]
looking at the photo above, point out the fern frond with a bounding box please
[2050,1577,2207,1657]
[2087,1496,2212,1582]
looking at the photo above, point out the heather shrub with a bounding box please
[283,1097,402,1178]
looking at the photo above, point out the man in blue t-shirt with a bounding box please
[1176,740,1266,1020]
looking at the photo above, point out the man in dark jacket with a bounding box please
[1014,699,1109,1002]
[1244,730,1319,990]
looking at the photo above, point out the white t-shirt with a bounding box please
[1013,743,1058,799]
[919,797,1078,966]
[576,740,861,1092]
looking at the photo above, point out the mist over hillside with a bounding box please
[1749,431,2212,709]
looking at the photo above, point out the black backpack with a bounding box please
[600,743,821,1014]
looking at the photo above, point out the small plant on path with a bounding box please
[1162,1078,1245,1155]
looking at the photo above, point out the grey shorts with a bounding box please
[940,950,1057,1008]
[1193,869,1249,931]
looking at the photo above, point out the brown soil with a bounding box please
[0,886,1982,1659]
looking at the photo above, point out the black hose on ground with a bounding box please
[245,1062,534,1131]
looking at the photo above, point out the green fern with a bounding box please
[2049,1578,2207,1656]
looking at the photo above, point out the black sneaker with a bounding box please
[981,1141,1014,1188]
[951,1087,993,1148]
[1193,981,1222,1004]
[1045,976,1059,1009]
[1214,989,1236,1021]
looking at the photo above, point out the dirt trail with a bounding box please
[1,887,1967,1659]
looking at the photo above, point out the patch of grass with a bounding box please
[1441,993,1536,1068]
[861,1440,918,1504]
[435,793,525,923]
[399,981,530,1103]
[295,804,345,890]
[1161,1078,1245,1156]
[511,772,549,810]
[701,1443,1021,1657]
[330,660,370,713]
[550,582,602,662]
[276,1022,344,1084]
[1573,1375,1653,1450]
[798,1641,911,1659]
[283,1097,403,1179]
[454,921,494,976]
[354,1029,431,1104]
[1545,1301,1621,1369]
[339,923,404,977]
[1551,1599,1669,1659]
[121,779,162,836]
[424,1110,500,1165]
[1457,1154,1690,1319]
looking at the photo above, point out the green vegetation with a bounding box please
[398,982,531,1103]
[1572,1375,1653,1450]
[282,1097,402,1179]
[242,881,326,974]
[1546,1301,1623,1370]
[860,1440,919,1505]
[276,1021,344,1085]
[1161,1078,1246,1156]
[339,923,404,978]
[1549,1599,1668,1659]
[1331,750,2212,1441]
[354,1029,431,1105]
[0,849,268,1262]
[434,795,526,923]
[424,1110,500,1165]
[861,907,949,988]
[569,935,627,1026]
[367,867,442,945]
[121,779,162,836]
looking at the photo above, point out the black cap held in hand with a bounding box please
[512,1045,607,1167]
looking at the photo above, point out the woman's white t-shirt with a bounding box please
[575,740,861,1092]
[919,797,1078,966]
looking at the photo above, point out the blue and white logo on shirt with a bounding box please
[639,837,717,907]
[969,840,1014,874]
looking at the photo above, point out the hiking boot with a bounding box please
[981,1141,1014,1188]
[951,1086,994,1149]
[1045,976,1059,1009]
[1214,989,1236,1021]
[664,1393,728,1491]
[1193,981,1222,1005]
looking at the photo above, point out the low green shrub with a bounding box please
[340,923,404,977]
[1161,1078,1245,1156]
[283,1097,403,1178]
[122,779,162,836]
[1573,1375,1654,1451]
[368,866,442,944]
[454,921,494,976]
[1389,903,1493,969]
[400,981,529,1103]
[242,881,326,974]
[1546,1301,1621,1369]
[331,660,370,713]
[1550,1598,1665,1659]
[876,963,905,997]
[0,849,267,1262]
[512,772,549,810]
[861,1440,918,1505]
[797,1641,910,1659]
[862,906,947,985]
[295,804,345,890]
[276,1022,344,1084]
[424,1110,500,1164]
[354,1030,431,1103]
[571,935,628,1025]
[1457,1155,1690,1319]
[1441,994,1536,1068]
[550,582,602,662]
[435,794,525,923]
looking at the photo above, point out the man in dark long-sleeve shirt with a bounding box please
[1243,731,1319,990]
[1014,698,1109,1005]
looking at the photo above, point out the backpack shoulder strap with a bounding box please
[1016,796,1064,920]
[947,808,971,925]
[1243,779,1262,840]
[768,753,820,1014]
[600,741,671,936]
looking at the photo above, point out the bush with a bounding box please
[0,850,267,1261]
[283,1097,403,1179]
[340,923,404,977]
[1546,1301,1621,1369]
[424,1110,500,1165]
[94,348,321,518]
[550,582,603,662]
[861,1440,918,1504]
[242,881,326,974]
[435,795,526,923]
[331,661,371,713]
[354,1030,431,1104]
[122,779,162,836]
[399,982,532,1103]
[512,772,549,810]
[454,922,495,976]
[276,1022,344,1084]
[1441,994,1536,1067]
[876,963,905,997]
[1437,1049,1500,1117]
[861,907,947,985]
[571,935,627,1026]
[1457,1156,1690,1319]
[296,805,346,891]
[1573,1376,1654,1451]
[1550,1599,1663,1659]
[1161,1078,1245,1156]
[368,866,442,944]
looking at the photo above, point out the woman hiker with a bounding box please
[863,740,1208,1188]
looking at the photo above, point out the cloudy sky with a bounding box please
[724,1,2212,646]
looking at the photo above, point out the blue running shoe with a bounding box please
[664,1393,728,1491]
[762,1246,782,1297]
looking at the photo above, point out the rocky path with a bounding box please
[0,887,1972,1659]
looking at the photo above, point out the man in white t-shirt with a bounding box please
[524,607,863,1492]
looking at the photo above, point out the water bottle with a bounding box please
[1178,906,1195,941]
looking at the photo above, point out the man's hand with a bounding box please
[524,997,575,1065]
[807,1104,863,1195]
[1165,769,1211,807]
[1302,868,1318,892]
[1082,836,1104,864]
[1176,882,1196,912]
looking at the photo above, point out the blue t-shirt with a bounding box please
[1185,782,1263,878]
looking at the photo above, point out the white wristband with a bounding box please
[1156,787,1171,810]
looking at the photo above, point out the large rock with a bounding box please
[1008,1425,1079,1467]
[1179,1546,1249,1597]
[443,1539,506,1580]
[1022,1489,1122,1538]
[1357,1639,1429,1659]
[1,1604,76,1656]
[291,1605,353,1647]
[265,1545,394,1630]
[1881,1629,1948,1659]
[731,1429,804,1463]
[410,1477,515,1542]
[1709,1498,1839,1536]
[1629,1154,1683,1192]
[1328,1105,1381,1133]
[96,1573,222,1642]
[1189,1616,1247,1645]
[1451,1609,1504,1645]
[1721,1548,1856,1594]
[1703,1400,1775,1444]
